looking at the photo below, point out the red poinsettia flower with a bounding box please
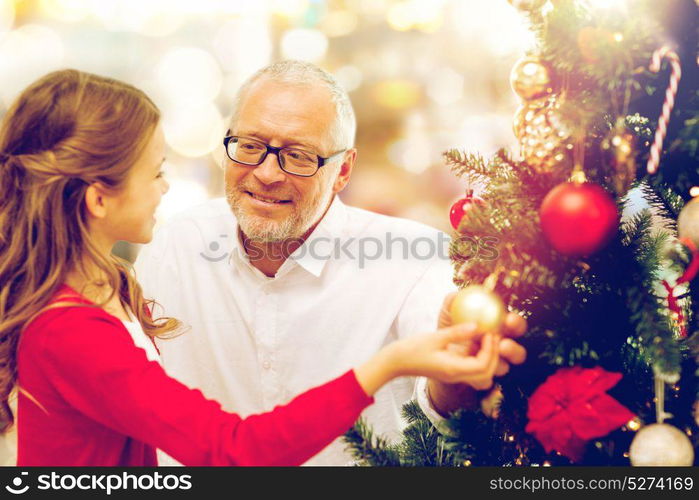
[525,366,635,462]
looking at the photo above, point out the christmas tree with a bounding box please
[344,0,699,466]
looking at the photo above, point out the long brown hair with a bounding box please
[0,69,181,430]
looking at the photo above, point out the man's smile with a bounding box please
[245,190,293,205]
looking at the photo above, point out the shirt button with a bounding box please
[262,360,271,370]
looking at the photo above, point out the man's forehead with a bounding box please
[233,79,335,148]
[241,80,333,115]
[247,77,331,100]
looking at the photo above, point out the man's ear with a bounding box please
[332,148,357,194]
[84,182,110,219]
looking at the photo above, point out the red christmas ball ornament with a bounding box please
[539,182,618,256]
[449,191,484,231]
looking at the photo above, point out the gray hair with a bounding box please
[228,60,356,153]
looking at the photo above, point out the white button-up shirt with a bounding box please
[134,196,455,465]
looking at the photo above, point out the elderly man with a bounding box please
[135,60,526,465]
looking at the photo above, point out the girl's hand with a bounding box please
[437,292,527,377]
[354,323,501,397]
[427,292,528,416]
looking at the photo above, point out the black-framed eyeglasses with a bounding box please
[223,135,346,177]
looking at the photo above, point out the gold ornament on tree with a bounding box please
[510,56,555,101]
[601,118,636,195]
[514,96,574,174]
[508,49,571,175]
[449,284,506,333]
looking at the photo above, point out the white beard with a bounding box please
[225,171,336,243]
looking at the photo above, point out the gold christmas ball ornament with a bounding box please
[510,56,555,101]
[449,285,506,333]
[508,0,547,11]
[678,197,699,247]
[513,98,547,139]
[629,423,695,466]
[514,96,574,174]
[513,104,529,140]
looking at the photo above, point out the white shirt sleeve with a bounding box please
[393,256,457,433]
[394,257,455,340]
[414,376,453,435]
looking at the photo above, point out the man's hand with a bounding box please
[427,292,527,417]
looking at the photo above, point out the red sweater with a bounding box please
[17,286,373,466]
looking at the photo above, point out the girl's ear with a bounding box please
[84,183,110,219]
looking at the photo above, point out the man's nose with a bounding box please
[252,151,286,185]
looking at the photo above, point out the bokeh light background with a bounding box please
[0,0,540,262]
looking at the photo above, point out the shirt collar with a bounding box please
[229,196,347,279]
[288,195,346,277]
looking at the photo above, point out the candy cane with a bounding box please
[646,46,682,174]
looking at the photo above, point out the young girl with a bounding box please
[1,70,501,466]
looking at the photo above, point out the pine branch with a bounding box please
[343,418,401,466]
[639,181,683,222]
[399,420,445,466]
[443,149,491,179]
[397,401,460,466]
[400,400,425,424]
